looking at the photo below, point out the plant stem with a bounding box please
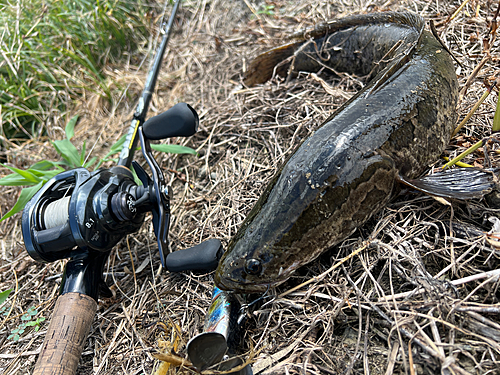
[442,138,485,169]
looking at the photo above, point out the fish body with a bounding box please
[215,12,458,293]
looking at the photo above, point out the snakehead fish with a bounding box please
[215,12,459,293]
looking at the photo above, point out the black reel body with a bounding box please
[22,166,145,263]
[22,103,223,301]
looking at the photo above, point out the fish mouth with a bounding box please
[215,274,277,294]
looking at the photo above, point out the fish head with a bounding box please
[214,239,302,294]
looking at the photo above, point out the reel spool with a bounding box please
[22,166,145,262]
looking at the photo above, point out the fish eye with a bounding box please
[244,258,262,275]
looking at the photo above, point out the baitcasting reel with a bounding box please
[22,103,222,288]
[26,5,224,374]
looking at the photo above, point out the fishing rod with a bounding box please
[21,1,222,374]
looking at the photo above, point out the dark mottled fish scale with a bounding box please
[216,12,458,293]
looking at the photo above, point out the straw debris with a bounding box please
[1,0,500,374]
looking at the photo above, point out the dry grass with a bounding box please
[1,0,500,374]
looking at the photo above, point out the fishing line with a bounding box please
[238,285,273,314]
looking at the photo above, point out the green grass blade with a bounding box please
[0,164,41,184]
[80,140,87,166]
[52,139,82,168]
[0,289,12,306]
[65,115,79,140]
[0,173,39,186]
[106,134,128,158]
[83,157,97,169]
[0,0,149,136]
[493,90,500,133]
[39,168,65,182]
[0,181,44,222]
[30,160,63,171]
[150,144,198,155]
[96,135,130,168]
[442,139,485,169]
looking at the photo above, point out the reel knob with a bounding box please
[143,102,199,140]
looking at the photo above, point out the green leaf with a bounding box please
[150,144,198,155]
[129,164,142,186]
[0,181,44,222]
[95,135,131,169]
[52,139,82,168]
[0,163,41,184]
[105,134,127,159]
[493,90,500,133]
[8,333,20,341]
[0,289,12,305]
[40,169,65,182]
[80,140,86,166]
[83,157,97,169]
[0,173,39,186]
[28,166,64,177]
[65,115,79,140]
[0,160,63,186]
[30,160,62,171]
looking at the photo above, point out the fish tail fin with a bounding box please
[243,42,301,87]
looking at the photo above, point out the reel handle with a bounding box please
[165,238,223,273]
[33,293,96,375]
[143,102,199,140]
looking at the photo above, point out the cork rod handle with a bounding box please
[34,292,97,375]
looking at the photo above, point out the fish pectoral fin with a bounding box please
[398,168,499,200]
